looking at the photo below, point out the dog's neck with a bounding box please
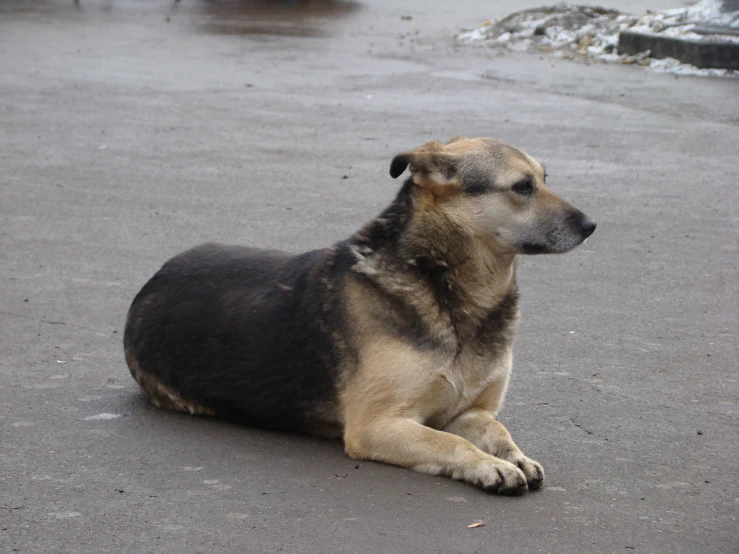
[402,198,519,316]
[348,181,518,335]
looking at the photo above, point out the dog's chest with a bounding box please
[426,345,513,428]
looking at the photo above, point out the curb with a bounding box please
[618,30,739,70]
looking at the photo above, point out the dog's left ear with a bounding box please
[389,153,412,179]
[389,140,459,196]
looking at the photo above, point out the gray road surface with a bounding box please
[1,1,737,553]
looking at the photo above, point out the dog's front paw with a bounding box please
[467,459,528,496]
[507,454,544,490]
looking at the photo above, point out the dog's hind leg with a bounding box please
[126,349,215,416]
[443,408,544,490]
[343,417,529,495]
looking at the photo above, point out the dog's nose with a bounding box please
[580,218,597,236]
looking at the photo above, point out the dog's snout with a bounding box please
[580,217,596,237]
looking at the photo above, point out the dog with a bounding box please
[124,137,596,495]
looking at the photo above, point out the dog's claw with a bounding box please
[481,462,528,495]
[513,456,545,490]
[498,482,529,496]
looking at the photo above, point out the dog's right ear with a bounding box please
[389,154,411,179]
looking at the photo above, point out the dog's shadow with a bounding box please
[117,388,516,501]
[122,387,364,477]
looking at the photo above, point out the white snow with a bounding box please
[631,0,739,41]
[457,1,738,77]
[649,55,735,76]
[83,412,121,420]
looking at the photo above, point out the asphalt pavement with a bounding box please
[1,1,737,553]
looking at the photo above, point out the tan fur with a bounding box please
[339,275,536,493]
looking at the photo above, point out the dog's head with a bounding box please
[390,137,596,255]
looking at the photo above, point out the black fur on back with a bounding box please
[124,244,353,430]
[124,183,416,431]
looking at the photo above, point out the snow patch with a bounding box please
[457,1,738,77]
[649,56,734,76]
[83,412,121,420]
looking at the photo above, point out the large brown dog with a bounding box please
[124,137,596,495]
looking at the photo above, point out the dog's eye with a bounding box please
[511,179,533,195]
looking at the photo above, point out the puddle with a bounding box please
[1,0,361,40]
[194,0,362,38]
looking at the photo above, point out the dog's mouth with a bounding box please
[520,230,592,255]
[514,213,596,256]
[520,242,548,255]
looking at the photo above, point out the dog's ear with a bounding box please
[389,140,460,196]
[389,153,411,179]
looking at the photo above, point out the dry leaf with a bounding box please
[467,522,486,528]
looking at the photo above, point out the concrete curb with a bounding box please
[618,30,739,70]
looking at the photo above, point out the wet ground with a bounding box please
[1,1,738,553]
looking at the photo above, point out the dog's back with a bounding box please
[124,243,343,431]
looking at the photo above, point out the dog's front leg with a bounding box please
[443,409,545,490]
[344,418,529,495]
